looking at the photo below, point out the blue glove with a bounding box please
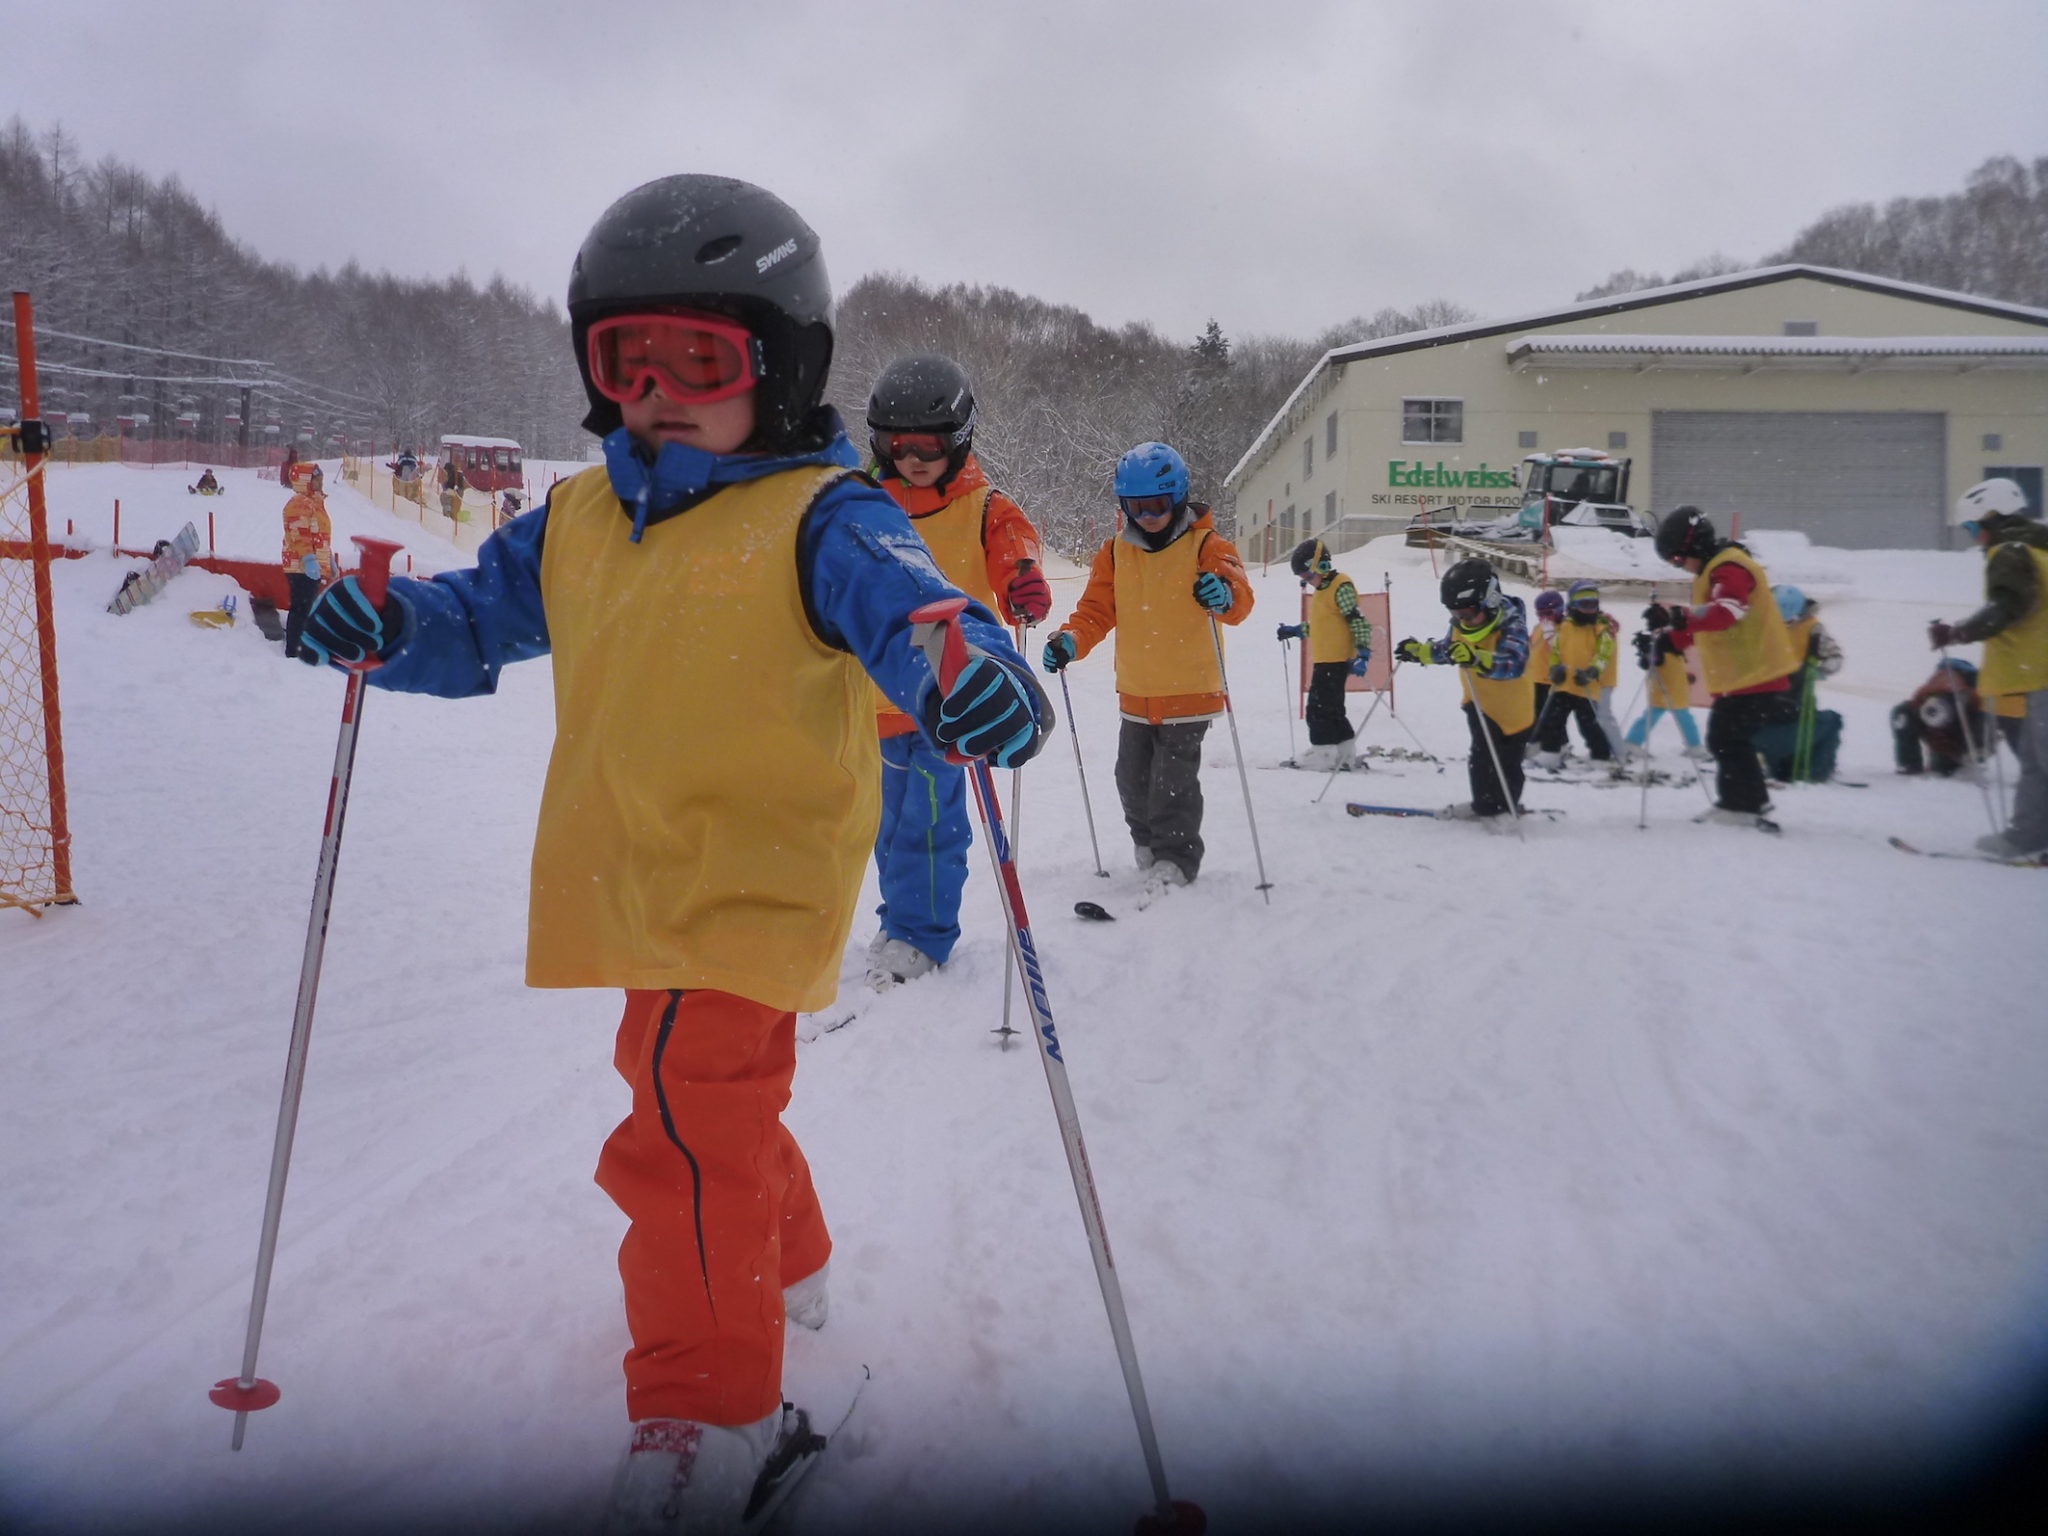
[1275,622,1306,642]
[298,577,396,668]
[923,656,1044,768]
[301,554,321,579]
[1192,571,1233,614]
[1348,653,1369,678]
[1041,631,1077,673]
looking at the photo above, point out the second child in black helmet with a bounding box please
[292,173,1050,1532]
[1645,504,1799,828]
[1395,557,1536,820]
[862,353,1049,988]
[1274,537,1375,770]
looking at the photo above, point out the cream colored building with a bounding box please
[1225,265,2048,560]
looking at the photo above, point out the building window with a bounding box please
[1304,436,1313,480]
[1281,505,1296,542]
[1325,491,1338,527]
[1608,431,1628,451]
[1518,430,1539,449]
[1402,398,1463,444]
[1983,433,2004,451]
[1783,321,1818,336]
[1326,412,1339,456]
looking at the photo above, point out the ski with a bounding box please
[1345,802,1565,821]
[742,1365,869,1531]
[1889,835,2046,867]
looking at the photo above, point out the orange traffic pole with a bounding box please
[11,290,76,904]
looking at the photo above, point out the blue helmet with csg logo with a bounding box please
[1115,441,1189,506]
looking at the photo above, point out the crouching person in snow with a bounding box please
[1646,505,1800,831]
[862,353,1048,990]
[293,175,1047,1535]
[1041,440,1252,891]
[1929,477,2048,860]
[1394,556,1533,821]
[1752,585,1845,783]
[1275,536,1373,771]
[1893,657,1998,776]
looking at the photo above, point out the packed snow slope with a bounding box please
[4,463,2047,1535]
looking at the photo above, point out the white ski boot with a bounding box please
[782,1262,830,1332]
[866,939,937,991]
[602,1413,779,1535]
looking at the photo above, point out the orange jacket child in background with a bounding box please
[863,353,1048,989]
[1042,440,1253,890]
[278,463,335,660]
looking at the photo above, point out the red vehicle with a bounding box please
[439,434,524,494]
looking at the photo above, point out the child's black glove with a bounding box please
[924,657,1045,768]
[299,578,398,668]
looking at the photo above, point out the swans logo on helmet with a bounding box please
[755,237,799,275]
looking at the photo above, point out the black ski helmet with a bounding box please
[1439,556,1502,613]
[1289,537,1333,583]
[866,354,977,480]
[1654,505,1717,565]
[566,174,835,447]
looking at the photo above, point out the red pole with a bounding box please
[209,511,216,556]
[11,290,76,904]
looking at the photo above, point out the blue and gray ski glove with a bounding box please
[1192,571,1233,614]
[1549,662,1568,685]
[300,554,321,579]
[1041,631,1077,673]
[1348,653,1370,678]
[1275,622,1306,642]
[299,577,396,668]
[924,656,1045,768]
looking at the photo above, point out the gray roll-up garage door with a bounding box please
[1651,410,1946,549]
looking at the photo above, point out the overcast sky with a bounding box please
[6,0,2045,343]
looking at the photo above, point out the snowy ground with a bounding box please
[4,464,2047,1534]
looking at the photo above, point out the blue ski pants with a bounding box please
[871,730,971,963]
[1625,706,1701,749]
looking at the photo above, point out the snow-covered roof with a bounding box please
[1224,265,2048,490]
[1510,333,2048,367]
[439,434,522,450]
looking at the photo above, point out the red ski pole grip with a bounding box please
[907,596,971,691]
[351,536,404,610]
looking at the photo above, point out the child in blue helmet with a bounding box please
[1042,441,1253,888]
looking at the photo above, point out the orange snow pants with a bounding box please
[594,988,832,1426]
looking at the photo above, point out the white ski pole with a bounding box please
[1059,668,1109,878]
[1940,645,2003,837]
[909,598,1204,1536]
[1209,615,1274,902]
[1457,665,1527,842]
[211,536,403,1450]
[1278,636,1299,763]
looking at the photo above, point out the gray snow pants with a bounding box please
[2009,692,2048,854]
[1115,717,1209,879]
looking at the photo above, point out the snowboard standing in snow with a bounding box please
[106,522,200,615]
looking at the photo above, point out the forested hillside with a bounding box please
[4,116,2039,555]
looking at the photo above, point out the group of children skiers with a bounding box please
[274,171,2048,1533]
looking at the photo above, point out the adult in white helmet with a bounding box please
[1929,478,2048,859]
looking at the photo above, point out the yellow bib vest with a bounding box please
[1552,620,1607,699]
[1309,574,1360,664]
[876,484,995,727]
[529,464,881,1012]
[1980,545,2048,698]
[1112,530,1223,709]
[1691,547,1797,695]
[1647,647,1691,710]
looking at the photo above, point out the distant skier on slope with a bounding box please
[1394,556,1534,821]
[1928,477,2048,860]
[862,352,1048,991]
[1273,536,1373,772]
[1041,440,1253,893]
[1643,506,1801,831]
[1622,622,1708,762]
[1530,579,1615,770]
[290,174,1046,1535]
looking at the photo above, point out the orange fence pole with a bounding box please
[11,290,76,904]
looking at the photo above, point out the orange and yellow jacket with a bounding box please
[280,489,336,580]
[875,455,1042,738]
[1055,507,1254,723]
